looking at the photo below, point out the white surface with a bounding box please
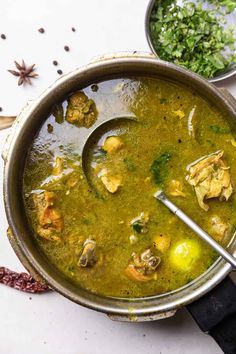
[0,1,235,353]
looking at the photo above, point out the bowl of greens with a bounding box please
[145,0,236,82]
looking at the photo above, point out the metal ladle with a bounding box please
[154,190,236,269]
[81,115,137,186]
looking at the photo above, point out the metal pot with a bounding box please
[2,53,236,338]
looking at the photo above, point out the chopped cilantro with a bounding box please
[208,0,236,13]
[151,152,172,184]
[160,98,168,104]
[124,158,137,172]
[132,221,143,233]
[149,0,236,79]
[209,125,231,134]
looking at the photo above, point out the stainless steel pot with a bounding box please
[2,52,236,327]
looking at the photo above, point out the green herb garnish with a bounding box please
[124,159,137,172]
[160,98,168,104]
[149,0,236,79]
[131,212,149,234]
[132,220,143,233]
[208,0,236,13]
[151,152,172,184]
[209,125,231,134]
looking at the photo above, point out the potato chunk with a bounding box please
[167,180,186,197]
[66,91,97,128]
[173,110,185,119]
[153,234,171,253]
[100,169,122,193]
[169,239,200,271]
[103,136,123,154]
[186,150,234,211]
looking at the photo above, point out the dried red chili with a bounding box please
[0,267,50,293]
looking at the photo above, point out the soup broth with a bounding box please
[23,77,236,298]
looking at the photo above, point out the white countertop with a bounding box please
[0,1,235,353]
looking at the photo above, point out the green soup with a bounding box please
[23,77,236,298]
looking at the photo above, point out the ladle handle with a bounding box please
[154,191,236,269]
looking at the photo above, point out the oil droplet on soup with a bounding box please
[23,77,236,298]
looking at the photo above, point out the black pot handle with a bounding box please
[187,276,236,354]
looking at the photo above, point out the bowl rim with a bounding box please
[3,53,235,319]
[144,0,236,84]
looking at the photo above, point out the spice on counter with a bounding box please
[64,45,70,52]
[38,27,45,33]
[149,0,236,79]
[8,60,38,86]
[1,34,6,40]
[71,27,76,32]
[53,60,58,66]
[57,69,63,75]
[0,267,50,293]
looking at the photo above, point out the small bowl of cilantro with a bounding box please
[145,0,236,82]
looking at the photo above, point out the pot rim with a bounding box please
[3,52,235,319]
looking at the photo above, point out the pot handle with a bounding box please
[187,276,236,354]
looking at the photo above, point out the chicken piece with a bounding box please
[125,265,154,282]
[33,191,63,241]
[102,136,123,154]
[153,234,171,253]
[168,180,186,197]
[186,150,234,211]
[125,249,161,282]
[66,91,97,128]
[52,156,64,176]
[209,215,232,244]
[131,212,149,234]
[78,240,97,267]
[100,168,122,193]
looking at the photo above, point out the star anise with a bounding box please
[8,60,38,86]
